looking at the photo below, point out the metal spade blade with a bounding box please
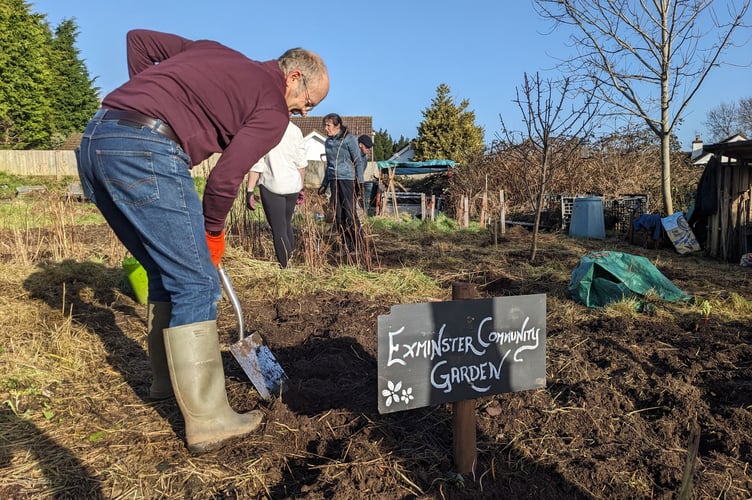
[218,266,288,400]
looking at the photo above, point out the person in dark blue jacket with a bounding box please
[320,113,364,255]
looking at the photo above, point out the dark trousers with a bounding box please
[330,179,362,252]
[259,185,298,268]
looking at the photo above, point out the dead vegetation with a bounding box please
[449,127,700,223]
[0,189,751,499]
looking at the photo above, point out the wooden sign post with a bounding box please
[377,287,547,476]
[452,283,478,474]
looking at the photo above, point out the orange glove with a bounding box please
[205,230,225,266]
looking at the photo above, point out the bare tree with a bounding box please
[704,101,741,142]
[737,96,752,137]
[500,72,599,261]
[534,0,751,215]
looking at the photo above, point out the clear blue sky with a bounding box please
[30,0,752,151]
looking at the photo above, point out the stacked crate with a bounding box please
[603,195,649,233]
[556,194,649,233]
[560,195,576,230]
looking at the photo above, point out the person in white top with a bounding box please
[246,121,307,267]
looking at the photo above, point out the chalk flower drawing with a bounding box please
[400,386,414,404]
[382,380,401,407]
[382,380,413,407]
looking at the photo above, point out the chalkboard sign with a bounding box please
[377,294,546,414]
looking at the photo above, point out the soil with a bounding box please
[4,222,752,499]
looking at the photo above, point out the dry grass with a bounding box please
[1,189,751,498]
[226,189,381,273]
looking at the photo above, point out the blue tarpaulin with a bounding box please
[376,159,455,176]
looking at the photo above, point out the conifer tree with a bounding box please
[392,135,410,156]
[373,129,415,161]
[49,19,100,146]
[0,0,54,148]
[0,2,99,148]
[373,129,393,161]
[412,83,484,164]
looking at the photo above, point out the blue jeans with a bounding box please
[76,109,221,326]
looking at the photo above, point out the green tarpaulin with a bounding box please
[376,159,455,175]
[568,251,690,308]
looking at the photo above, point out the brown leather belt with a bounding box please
[101,109,179,144]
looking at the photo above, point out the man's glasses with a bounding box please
[301,74,314,112]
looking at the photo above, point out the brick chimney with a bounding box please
[690,135,704,161]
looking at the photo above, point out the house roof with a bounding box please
[60,115,374,152]
[693,133,748,166]
[291,116,372,141]
[388,143,414,161]
[703,140,752,163]
[717,133,747,144]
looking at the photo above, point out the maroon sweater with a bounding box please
[102,29,289,233]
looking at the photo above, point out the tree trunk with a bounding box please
[660,19,674,217]
[661,129,673,215]
[530,153,549,262]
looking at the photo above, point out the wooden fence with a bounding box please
[0,150,79,178]
[0,150,227,179]
[0,151,337,188]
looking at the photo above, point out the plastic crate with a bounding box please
[551,193,649,233]
[603,195,649,233]
[560,195,576,230]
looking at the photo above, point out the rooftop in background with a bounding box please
[59,115,374,152]
[691,133,747,167]
[703,139,752,163]
[291,116,372,141]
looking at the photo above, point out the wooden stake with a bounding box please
[677,419,700,500]
[500,190,506,235]
[451,282,477,475]
[463,196,470,228]
[480,191,487,228]
[387,167,399,218]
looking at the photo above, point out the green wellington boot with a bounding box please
[163,320,263,453]
[146,301,173,400]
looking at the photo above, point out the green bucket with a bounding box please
[122,256,148,305]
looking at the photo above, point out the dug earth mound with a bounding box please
[2,222,750,498]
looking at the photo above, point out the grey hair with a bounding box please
[278,48,327,89]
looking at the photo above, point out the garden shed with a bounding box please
[692,140,752,262]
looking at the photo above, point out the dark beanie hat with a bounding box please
[358,135,374,149]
